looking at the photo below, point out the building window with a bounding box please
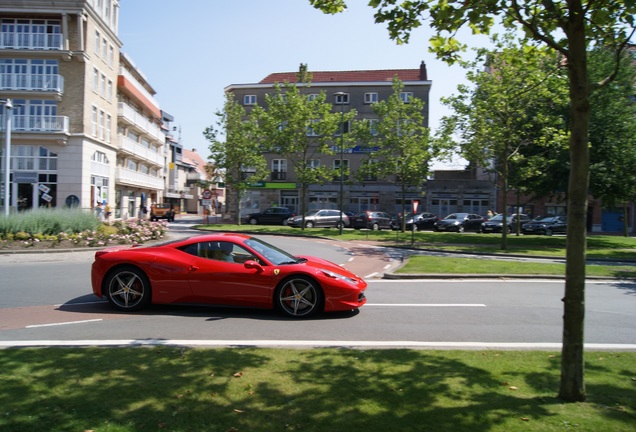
[307,93,319,101]
[98,110,105,140]
[272,159,287,180]
[94,30,100,54]
[335,120,350,136]
[102,39,108,58]
[243,95,256,105]
[127,159,137,171]
[308,159,320,169]
[364,92,378,104]
[306,119,319,136]
[91,106,98,136]
[92,151,109,164]
[93,68,99,91]
[334,159,349,180]
[108,45,114,67]
[105,114,111,143]
[399,92,413,103]
[107,79,113,100]
[100,74,106,97]
[334,93,349,104]
[368,119,379,136]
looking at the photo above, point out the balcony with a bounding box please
[118,102,165,143]
[116,167,164,190]
[0,32,63,50]
[187,171,205,181]
[1,114,69,133]
[1,74,64,94]
[119,135,164,167]
[271,171,287,180]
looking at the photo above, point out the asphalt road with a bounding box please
[1,219,634,350]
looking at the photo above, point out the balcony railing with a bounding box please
[116,167,164,190]
[271,171,287,180]
[119,135,164,167]
[118,102,165,143]
[0,33,63,50]
[1,114,69,133]
[1,74,64,93]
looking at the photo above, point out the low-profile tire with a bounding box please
[305,221,314,228]
[104,266,151,311]
[275,276,323,318]
[249,218,258,225]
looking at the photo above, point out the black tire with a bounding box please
[305,221,314,228]
[546,228,553,236]
[457,225,465,233]
[411,224,419,232]
[372,223,380,231]
[275,276,323,318]
[249,218,258,225]
[282,218,289,226]
[104,266,151,311]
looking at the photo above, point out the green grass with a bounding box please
[397,256,636,278]
[0,347,633,432]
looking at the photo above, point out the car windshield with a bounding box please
[539,217,557,222]
[244,237,300,265]
[488,214,504,221]
[305,210,319,216]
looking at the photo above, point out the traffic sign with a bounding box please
[202,190,213,200]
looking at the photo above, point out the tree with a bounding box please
[311,0,636,402]
[355,76,435,231]
[203,93,268,224]
[252,82,357,229]
[439,35,569,249]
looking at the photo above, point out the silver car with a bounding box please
[287,209,350,229]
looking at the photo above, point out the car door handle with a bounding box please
[188,265,199,272]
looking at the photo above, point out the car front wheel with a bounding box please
[545,228,553,236]
[305,221,314,228]
[249,218,258,225]
[275,276,323,318]
[104,266,151,311]
[457,225,465,233]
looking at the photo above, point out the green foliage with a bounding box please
[0,210,167,248]
[0,208,101,236]
[252,82,357,218]
[354,76,436,228]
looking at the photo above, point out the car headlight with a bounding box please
[320,269,357,285]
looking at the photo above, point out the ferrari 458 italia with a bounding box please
[91,233,367,318]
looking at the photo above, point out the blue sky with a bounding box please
[118,1,492,169]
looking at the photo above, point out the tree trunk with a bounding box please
[559,17,589,403]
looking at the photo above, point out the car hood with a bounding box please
[297,255,365,282]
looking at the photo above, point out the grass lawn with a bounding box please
[0,347,634,432]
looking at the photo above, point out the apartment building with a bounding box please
[0,0,171,218]
[224,63,431,216]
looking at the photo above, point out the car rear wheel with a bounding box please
[104,266,151,311]
[546,228,553,236]
[372,223,379,231]
[305,221,314,228]
[275,276,323,318]
[457,225,465,233]
[249,218,258,225]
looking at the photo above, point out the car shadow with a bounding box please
[58,295,361,321]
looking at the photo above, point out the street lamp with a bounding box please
[1,99,13,216]
[333,92,346,235]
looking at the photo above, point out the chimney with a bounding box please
[419,61,428,80]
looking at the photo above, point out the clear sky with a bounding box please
[118,0,492,169]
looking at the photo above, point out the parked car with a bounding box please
[91,233,367,318]
[244,207,295,225]
[433,213,485,232]
[287,209,350,229]
[150,203,175,222]
[406,212,439,231]
[521,216,567,235]
[480,213,531,234]
[351,211,393,230]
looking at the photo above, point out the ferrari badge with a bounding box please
[274,269,280,275]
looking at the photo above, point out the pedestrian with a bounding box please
[95,202,104,221]
[104,202,112,223]
[487,209,494,219]
[139,203,147,220]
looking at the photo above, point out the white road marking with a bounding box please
[366,303,486,307]
[26,319,103,328]
[1,340,634,351]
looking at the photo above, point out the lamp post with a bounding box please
[333,92,346,235]
[2,99,13,216]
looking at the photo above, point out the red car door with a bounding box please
[187,253,276,308]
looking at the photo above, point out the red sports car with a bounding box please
[91,233,367,318]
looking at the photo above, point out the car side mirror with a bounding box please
[244,260,264,272]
